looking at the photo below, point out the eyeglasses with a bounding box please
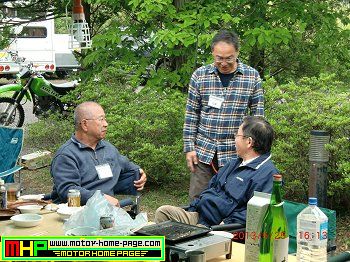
[235,134,248,139]
[82,116,107,122]
[214,56,236,64]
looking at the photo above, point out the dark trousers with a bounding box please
[189,153,219,201]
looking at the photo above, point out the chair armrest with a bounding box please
[211,223,245,231]
[119,198,134,207]
[0,165,23,178]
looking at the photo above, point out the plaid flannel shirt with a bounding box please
[183,61,264,167]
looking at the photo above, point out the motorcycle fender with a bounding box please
[0,83,32,101]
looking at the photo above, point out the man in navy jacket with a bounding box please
[155,116,278,227]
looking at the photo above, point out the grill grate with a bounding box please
[135,221,210,243]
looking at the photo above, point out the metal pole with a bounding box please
[308,130,330,208]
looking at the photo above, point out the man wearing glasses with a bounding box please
[184,30,264,201]
[156,116,277,227]
[49,101,147,206]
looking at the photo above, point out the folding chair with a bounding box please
[0,126,24,183]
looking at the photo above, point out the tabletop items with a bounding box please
[259,174,289,261]
[17,205,43,214]
[0,179,7,209]
[0,208,20,219]
[10,213,43,227]
[297,197,328,261]
[56,204,83,220]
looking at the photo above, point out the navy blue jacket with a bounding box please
[188,153,278,227]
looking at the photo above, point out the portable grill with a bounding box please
[135,221,232,261]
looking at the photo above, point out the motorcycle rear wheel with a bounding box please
[0,97,25,127]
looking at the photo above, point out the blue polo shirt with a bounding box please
[188,153,278,226]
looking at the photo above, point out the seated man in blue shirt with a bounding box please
[49,101,147,206]
[155,116,278,227]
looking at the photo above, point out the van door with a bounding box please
[11,19,56,73]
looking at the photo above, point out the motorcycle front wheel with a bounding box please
[0,97,25,127]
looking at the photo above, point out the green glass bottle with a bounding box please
[259,174,289,262]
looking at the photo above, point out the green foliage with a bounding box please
[79,67,188,184]
[27,68,349,212]
[0,27,10,50]
[32,65,189,185]
[26,114,74,152]
[264,74,350,210]
[76,0,350,88]
[5,0,349,86]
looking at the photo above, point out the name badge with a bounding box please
[208,95,224,109]
[95,164,113,179]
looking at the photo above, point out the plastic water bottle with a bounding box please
[0,179,7,209]
[297,197,328,261]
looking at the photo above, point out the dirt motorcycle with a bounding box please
[0,63,78,127]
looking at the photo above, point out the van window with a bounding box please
[1,7,17,18]
[17,27,47,38]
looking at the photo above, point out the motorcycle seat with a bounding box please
[50,80,78,95]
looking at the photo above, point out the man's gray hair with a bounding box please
[74,101,101,130]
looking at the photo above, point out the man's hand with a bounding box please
[134,168,147,191]
[186,151,198,173]
[104,194,120,207]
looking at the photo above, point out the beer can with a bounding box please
[100,215,115,229]
[68,189,81,207]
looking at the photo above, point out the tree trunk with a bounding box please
[249,47,265,79]
[172,0,187,73]
[82,2,91,33]
[173,0,185,11]
[247,0,267,79]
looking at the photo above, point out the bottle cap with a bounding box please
[273,174,282,182]
[309,197,317,205]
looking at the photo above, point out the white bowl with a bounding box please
[17,205,43,214]
[18,194,44,201]
[65,226,96,236]
[11,214,43,227]
[57,206,83,220]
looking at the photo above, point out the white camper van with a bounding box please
[0,51,20,79]
[53,33,80,78]
[11,19,56,73]
[1,6,80,79]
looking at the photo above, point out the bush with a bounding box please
[29,65,189,185]
[264,74,350,211]
[26,114,73,152]
[28,68,350,212]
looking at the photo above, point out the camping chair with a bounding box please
[0,126,24,183]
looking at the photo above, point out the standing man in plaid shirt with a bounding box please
[183,30,264,200]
